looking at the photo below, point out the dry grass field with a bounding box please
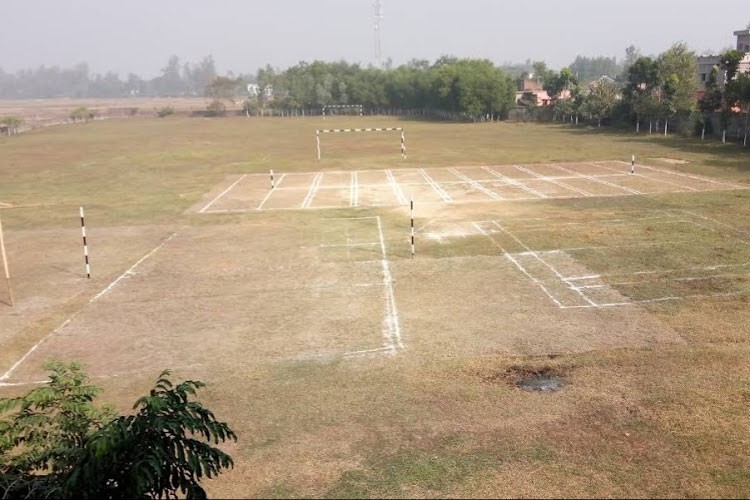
[1,114,750,497]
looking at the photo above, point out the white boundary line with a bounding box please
[301,173,323,208]
[0,232,179,383]
[350,171,359,207]
[375,216,404,351]
[418,169,453,202]
[491,221,598,307]
[257,173,287,210]
[590,162,698,192]
[482,166,548,198]
[199,175,247,213]
[550,163,641,195]
[616,161,746,189]
[448,168,504,200]
[513,165,592,197]
[386,170,408,205]
[472,221,563,307]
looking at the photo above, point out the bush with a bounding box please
[156,106,174,118]
[0,361,236,499]
[205,99,226,117]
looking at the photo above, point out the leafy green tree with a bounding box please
[0,362,236,499]
[584,78,620,127]
[0,361,114,498]
[718,50,745,143]
[736,73,750,146]
[623,56,660,132]
[0,116,23,135]
[698,66,722,139]
[656,43,698,134]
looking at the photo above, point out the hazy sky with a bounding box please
[2,0,747,77]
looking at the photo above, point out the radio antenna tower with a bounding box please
[373,0,384,67]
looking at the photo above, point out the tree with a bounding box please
[0,116,23,135]
[0,362,236,499]
[584,78,620,127]
[698,66,722,139]
[656,43,698,135]
[718,50,745,143]
[736,73,750,146]
[623,56,660,132]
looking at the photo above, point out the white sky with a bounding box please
[1,0,747,76]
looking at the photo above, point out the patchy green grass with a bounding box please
[2,115,750,498]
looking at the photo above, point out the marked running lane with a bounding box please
[199,175,247,213]
[0,231,180,384]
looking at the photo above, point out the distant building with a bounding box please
[697,28,750,87]
[515,76,554,107]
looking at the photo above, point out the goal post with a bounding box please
[316,127,406,160]
[322,104,363,118]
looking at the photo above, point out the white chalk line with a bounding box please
[418,169,453,202]
[678,209,750,238]
[199,174,247,213]
[301,173,323,209]
[513,164,592,197]
[350,171,359,207]
[256,173,287,210]
[375,216,404,350]
[483,166,547,198]
[491,220,598,307]
[550,163,641,195]
[590,162,699,192]
[616,160,747,189]
[472,221,563,307]
[0,232,179,383]
[448,168,504,200]
[386,170,408,205]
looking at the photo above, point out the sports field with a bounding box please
[1,115,750,497]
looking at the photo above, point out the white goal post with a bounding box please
[315,128,406,160]
[322,104,363,118]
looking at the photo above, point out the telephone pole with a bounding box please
[373,0,384,68]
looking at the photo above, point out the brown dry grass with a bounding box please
[1,114,750,497]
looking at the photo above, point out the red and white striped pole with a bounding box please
[410,195,415,259]
[79,207,90,279]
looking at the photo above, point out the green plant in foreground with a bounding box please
[0,362,236,499]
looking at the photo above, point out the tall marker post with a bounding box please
[79,207,90,279]
[631,154,635,174]
[316,131,321,160]
[401,130,406,159]
[410,195,415,259]
[270,169,275,189]
[0,216,14,306]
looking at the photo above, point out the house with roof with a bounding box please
[697,28,750,87]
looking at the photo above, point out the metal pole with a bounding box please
[270,169,275,189]
[80,206,91,279]
[0,215,14,306]
[401,130,406,159]
[316,131,321,160]
[631,154,635,174]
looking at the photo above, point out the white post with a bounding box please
[0,215,14,306]
[410,195,415,259]
[316,131,321,160]
[631,155,635,174]
[270,169,275,189]
[401,130,406,159]
[80,207,90,279]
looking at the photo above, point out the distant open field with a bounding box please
[1,115,750,497]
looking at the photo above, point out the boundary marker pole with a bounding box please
[410,196,415,258]
[79,207,91,279]
[631,155,635,174]
[270,169,275,189]
[0,216,14,306]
